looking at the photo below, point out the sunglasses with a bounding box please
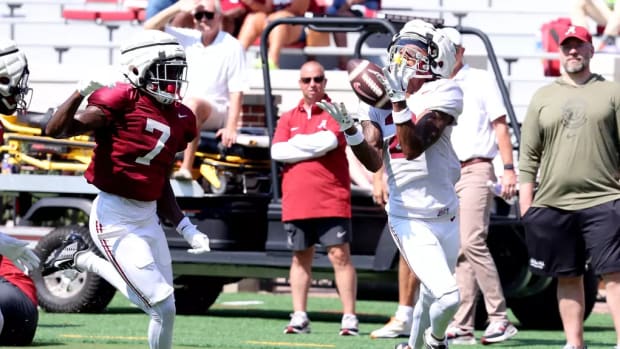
[300,75,325,84]
[193,11,215,21]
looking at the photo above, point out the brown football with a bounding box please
[346,59,391,110]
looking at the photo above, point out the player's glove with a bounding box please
[176,216,211,254]
[0,233,40,274]
[376,60,414,103]
[316,100,354,131]
[76,68,118,96]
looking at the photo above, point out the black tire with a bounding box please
[508,269,599,329]
[174,276,237,315]
[32,226,116,313]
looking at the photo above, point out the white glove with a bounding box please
[76,68,118,96]
[376,60,414,103]
[316,100,354,131]
[0,233,40,274]
[176,217,210,254]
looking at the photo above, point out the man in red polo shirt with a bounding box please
[271,60,358,336]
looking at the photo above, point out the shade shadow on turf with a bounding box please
[206,308,390,324]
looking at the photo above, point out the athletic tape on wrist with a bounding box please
[345,129,364,146]
[176,216,193,235]
[392,108,413,124]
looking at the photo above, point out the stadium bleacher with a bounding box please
[2,0,617,122]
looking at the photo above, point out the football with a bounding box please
[346,59,391,110]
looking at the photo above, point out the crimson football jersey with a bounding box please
[85,83,197,201]
[0,257,37,305]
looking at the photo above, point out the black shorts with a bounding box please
[284,217,352,251]
[0,277,38,346]
[522,200,620,277]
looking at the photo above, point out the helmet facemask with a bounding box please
[388,38,433,79]
[143,57,188,105]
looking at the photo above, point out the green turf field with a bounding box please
[32,291,616,349]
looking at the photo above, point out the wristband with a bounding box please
[503,164,515,170]
[345,129,364,146]
[176,216,193,235]
[392,108,413,124]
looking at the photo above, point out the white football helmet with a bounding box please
[120,30,188,104]
[387,19,457,79]
[0,40,32,115]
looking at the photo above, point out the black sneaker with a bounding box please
[42,232,89,276]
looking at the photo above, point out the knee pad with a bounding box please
[436,288,460,314]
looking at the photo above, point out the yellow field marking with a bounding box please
[61,334,147,341]
[246,340,335,348]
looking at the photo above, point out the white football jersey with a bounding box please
[358,79,464,219]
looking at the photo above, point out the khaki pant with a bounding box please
[453,161,507,330]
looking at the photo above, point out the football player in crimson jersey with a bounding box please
[44,30,210,349]
[0,39,41,346]
[319,20,464,349]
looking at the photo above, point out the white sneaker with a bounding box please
[339,314,359,336]
[480,320,518,344]
[445,325,476,345]
[424,328,448,349]
[370,317,411,339]
[283,313,310,334]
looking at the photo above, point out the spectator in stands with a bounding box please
[443,27,518,345]
[571,0,620,52]
[271,60,359,336]
[519,24,620,349]
[144,0,247,180]
[325,0,380,70]
[236,0,311,69]
[43,29,210,349]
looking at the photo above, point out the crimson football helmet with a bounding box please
[120,30,188,104]
[0,40,32,115]
[387,19,456,79]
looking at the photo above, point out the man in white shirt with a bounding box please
[144,0,247,180]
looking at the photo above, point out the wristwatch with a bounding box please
[504,164,515,170]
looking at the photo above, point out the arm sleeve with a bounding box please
[271,131,338,163]
[482,70,508,122]
[518,91,543,184]
[226,38,248,93]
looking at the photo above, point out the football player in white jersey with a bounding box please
[318,20,463,349]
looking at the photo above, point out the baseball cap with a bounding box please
[442,27,462,47]
[559,25,592,45]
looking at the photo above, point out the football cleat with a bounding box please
[42,232,89,276]
[424,327,448,349]
[370,317,411,338]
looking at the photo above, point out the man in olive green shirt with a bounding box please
[519,25,620,349]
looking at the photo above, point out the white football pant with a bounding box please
[389,214,460,349]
